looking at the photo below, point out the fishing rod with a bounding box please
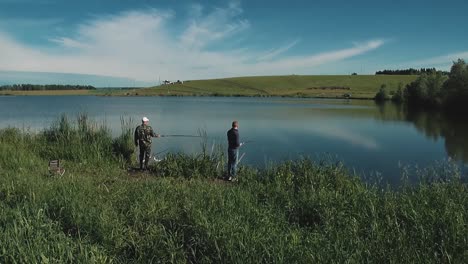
[236,140,255,165]
[239,140,254,147]
[237,152,246,165]
[154,148,169,156]
[159,135,203,138]
[151,148,169,162]
[134,148,169,163]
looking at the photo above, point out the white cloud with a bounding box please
[0,3,385,82]
[49,37,91,49]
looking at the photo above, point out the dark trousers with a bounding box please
[227,148,238,177]
[139,145,151,169]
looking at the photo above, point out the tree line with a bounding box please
[375,68,448,75]
[375,59,468,112]
[0,84,96,91]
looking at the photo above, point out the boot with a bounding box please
[139,158,144,171]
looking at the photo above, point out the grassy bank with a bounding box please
[0,115,467,263]
[1,75,418,98]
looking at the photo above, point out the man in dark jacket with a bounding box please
[134,117,160,170]
[226,120,243,181]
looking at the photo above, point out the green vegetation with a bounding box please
[374,84,388,102]
[1,114,467,263]
[125,75,417,99]
[443,59,468,110]
[375,59,468,112]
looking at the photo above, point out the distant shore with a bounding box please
[0,74,418,99]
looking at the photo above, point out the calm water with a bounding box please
[1,95,467,184]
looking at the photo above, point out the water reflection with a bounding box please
[0,96,467,183]
[376,104,468,163]
[302,124,379,150]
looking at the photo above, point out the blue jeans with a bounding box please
[227,148,238,177]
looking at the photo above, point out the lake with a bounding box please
[1,95,467,184]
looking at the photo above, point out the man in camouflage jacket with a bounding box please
[134,117,160,170]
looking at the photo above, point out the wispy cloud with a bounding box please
[0,3,385,82]
[256,39,300,61]
[180,2,250,50]
[403,51,468,68]
[252,40,385,72]
[49,37,91,49]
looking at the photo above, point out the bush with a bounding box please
[374,84,388,102]
[392,87,404,103]
[403,72,446,107]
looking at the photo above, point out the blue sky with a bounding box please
[0,0,467,87]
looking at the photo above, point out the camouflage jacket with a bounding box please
[134,124,157,147]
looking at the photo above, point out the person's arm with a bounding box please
[235,130,240,148]
[134,127,139,146]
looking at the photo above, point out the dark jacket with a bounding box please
[227,128,240,149]
[134,124,156,147]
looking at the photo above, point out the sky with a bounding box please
[0,0,467,87]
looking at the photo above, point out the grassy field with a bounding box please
[0,75,418,99]
[0,114,467,263]
[126,75,418,98]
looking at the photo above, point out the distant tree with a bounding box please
[442,59,468,109]
[351,73,358,75]
[392,87,404,103]
[374,84,388,102]
[375,67,447,75]
[426,72,446,104]
[403,72,446,107]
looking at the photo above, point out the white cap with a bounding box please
[142,117,149,122]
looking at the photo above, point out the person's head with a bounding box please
[232,120,238,129]
[142,117,149,125]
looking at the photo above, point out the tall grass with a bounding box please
[0,115,467,263]
[112,116,136,166]
[40,113,114,166]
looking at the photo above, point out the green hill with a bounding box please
[125,75,418,99]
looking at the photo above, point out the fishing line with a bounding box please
[160,135,203,138]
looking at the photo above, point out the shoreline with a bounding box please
[0,90,377,100]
